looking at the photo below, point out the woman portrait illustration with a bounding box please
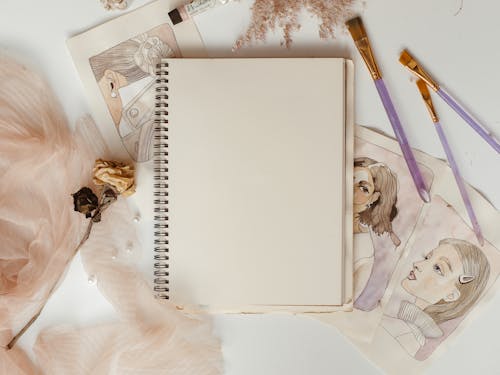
[382,238,490,359]
[381,196,500,361]
[353,157,401,301]
[352,139,434,312]
[89,24,180,162]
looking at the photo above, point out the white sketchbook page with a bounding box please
[66,0,207,161]
[342,60,355,310]
[166,58,347,308]
[211,59,354,314]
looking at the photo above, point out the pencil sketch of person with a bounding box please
[89,24,178,161]
[353,157,401,300]
[382,238,490,358]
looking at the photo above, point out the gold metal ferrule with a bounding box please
[416,79,439,123]
[346,17,382,80]
[399,50,440,91]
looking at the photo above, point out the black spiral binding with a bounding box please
[153,62,169,299]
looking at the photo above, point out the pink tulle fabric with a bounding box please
[0,345,37,375]
[36,199,221,375]
[0,56,222,374]
[0,55,94,348]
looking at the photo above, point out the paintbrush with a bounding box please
[346,17,430,202]
[416,79,484,246]
[400,49,500,154]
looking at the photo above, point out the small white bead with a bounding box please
[87,275,97,285]
[126,241,134,253]
[133,215,141,223]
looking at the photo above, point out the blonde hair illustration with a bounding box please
[90,39,150,83]
[424,238,490,324]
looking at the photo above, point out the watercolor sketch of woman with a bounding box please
[90,26,178,161]
[353,157,401,300]
[382,238,490,358]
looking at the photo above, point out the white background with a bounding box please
[1,0,500,374]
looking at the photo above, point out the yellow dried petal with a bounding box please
[93,159,136,196]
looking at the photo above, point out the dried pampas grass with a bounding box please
[235,0,356,49]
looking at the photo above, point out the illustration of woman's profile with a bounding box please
[382,238,490,358]
[353,157,401,300]
[89,26,177,161]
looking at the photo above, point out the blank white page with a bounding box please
[165,58,347,309]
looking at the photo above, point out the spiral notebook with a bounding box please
[153,58,354,313]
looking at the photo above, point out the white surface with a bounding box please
[1,0,499,374]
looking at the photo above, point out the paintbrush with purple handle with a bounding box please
[346,17,430,203]
[416,79,484,245]
[400,49,500,154]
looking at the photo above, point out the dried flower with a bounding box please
[91,186,118,223]
[93,159,136,197]
[72,187,98,218]
[234,0,356,49]
[100,0,127,11]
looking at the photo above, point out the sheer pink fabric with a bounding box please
[35,199,222,375]
[0,341,37,375]
[0,55,94,348]
[0,56,222,374]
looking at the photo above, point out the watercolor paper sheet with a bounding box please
[311,126,500,373]
[67,0,207,162]
[314,126,498,342]
[310,126,434,341]
[352,137,434,310]
[355,194,499,374]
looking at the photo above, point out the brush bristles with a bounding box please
[416,79,430,98]
[345,16,366,41]
[399,50,414,67]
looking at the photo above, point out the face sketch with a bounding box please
[402,243,463,306]
[353,166,380,215]
[97,69,129,126]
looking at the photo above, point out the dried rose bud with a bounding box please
[72,187,98,218]
[92,186,118,223]
[93,159,135,197]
